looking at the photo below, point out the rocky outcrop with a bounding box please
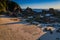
[0,0,22,15]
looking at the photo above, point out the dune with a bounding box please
[0,17,44,40]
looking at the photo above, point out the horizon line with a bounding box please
[21,8,60,9]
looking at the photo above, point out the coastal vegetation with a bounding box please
[0,0,22,17]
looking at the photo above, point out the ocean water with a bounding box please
[22,9,45,12]
[33,9,42,12]
[23,9,60,12]
[33,9,60,12]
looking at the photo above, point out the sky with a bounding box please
[12,0,60,9]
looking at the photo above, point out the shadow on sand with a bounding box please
[0,21,29,25]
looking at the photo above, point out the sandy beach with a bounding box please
[0,17,44,40]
